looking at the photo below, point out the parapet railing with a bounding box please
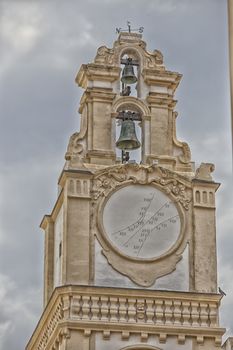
[27,285,224,350]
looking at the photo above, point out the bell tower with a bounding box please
[27,30,227,350]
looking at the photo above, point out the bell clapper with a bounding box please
[121,85,131,96]
[121,150,130,164]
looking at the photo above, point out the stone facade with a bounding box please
[26,32,227,350]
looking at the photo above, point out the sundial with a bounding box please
[102,184,181,259]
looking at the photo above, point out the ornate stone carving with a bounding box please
[144,49,164,68]
[92,164,191,210]
[91,164,192,286]
[65,114,87,165]
[178,142,191,164]
[94,45,114,65]
[195,163,215,181]
[172,111,192,165]
[94,39,164,71]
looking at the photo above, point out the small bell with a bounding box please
[121,58,137,85]
[116,118,141,150]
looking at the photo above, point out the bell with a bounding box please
[116,119,141,150]
[121,58,137,85]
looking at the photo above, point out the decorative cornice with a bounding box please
[76,64,120,88]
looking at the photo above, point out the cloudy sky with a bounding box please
[0,0,232,349]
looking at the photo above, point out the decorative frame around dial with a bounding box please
[91,164,191,286]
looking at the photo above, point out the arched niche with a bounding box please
[112,96,150,117]
[112,97,150,164]
[112,96,149,163]
[119,47,142,98]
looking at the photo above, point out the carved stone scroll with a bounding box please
[195,163,215,181]
[65,114,87,166]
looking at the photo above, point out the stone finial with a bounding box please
[195,163,215,181]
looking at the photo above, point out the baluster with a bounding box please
[209,303,218,327]
[173,300,182,326]
[199,302,209,327]
[101,296,109,321]
[91,296,99,321]
[119,297,127,322]
[146,299,154,324]
[191,301,200,326]
[82,295,91,320]
[127,298,136,323]
[164,300,173,325]
[182,301,191,326]
[71,295,82,319]
[109,297,119,322]
[155,299,164,325]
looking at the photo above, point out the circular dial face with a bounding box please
[102,185,181,259]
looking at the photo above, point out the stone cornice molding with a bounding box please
[76,64,121,88]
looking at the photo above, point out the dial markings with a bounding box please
[111,193,154,235]
[117,199,172,247]
[136,214,179,256]
[103,185,181,259]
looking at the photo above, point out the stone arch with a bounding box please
[120,345,162,350]
[117,46,143,66]
[112,96,150,119]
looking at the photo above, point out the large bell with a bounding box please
[116,119,141,150]
[121,58,137,85]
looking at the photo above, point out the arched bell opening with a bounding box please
[115,104,142,164]
[120,49,141,98]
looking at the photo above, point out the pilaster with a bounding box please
[59,170,92,285]
[192,178,220,293]
[41,215,54,306]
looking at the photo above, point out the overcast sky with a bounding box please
[0,1,232,349]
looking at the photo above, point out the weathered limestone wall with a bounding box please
[65,196,91,284]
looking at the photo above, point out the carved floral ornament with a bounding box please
[91,164,192,286]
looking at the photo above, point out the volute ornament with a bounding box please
[195,163,215,181]
[94,45,114,65]
[65,114,87,165]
